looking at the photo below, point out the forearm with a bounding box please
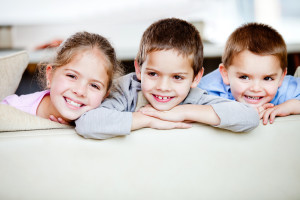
[75,107,132,139]
[181,104,220,126]
[212,101,259,132]
[288,99,300,114]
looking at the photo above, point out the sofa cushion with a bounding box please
[0,51,29,101]
[0,104,72,132]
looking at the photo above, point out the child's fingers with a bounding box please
[268,111,277,124]
[160,121,192,129]
[57,117,69,125]
[138,105,155,112]
[262,109,273,125]
[259,110,265,119]
[49,115,69,125]
[174,122,193,129]
[49,115,59,122]
[141,110,158,117]
[262,107,279,125]
[262,103,274,109]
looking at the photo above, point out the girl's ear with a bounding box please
[191,67,204,88]
[46,65,53,88]
[279,68,287,87]
[104,89,110,99]
[134,59,142,81]
[219,63,230,85]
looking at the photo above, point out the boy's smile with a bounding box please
[220,50,286,108]
[135,49,201,111]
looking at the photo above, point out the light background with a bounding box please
[1,0,300,60]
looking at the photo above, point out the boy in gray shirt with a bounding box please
[75,18,259,139]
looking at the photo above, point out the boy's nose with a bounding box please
[157,77,171,91]
[250,80,262,92]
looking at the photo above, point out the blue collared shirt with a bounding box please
[198,69,300,105]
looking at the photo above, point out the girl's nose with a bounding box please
[72,84,87,97]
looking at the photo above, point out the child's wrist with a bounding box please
[132,112,149,130]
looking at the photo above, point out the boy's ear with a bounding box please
[219,63,230,85]
[279,68,287,87]
[191,67,204,88]
[134,59,142,81]
[46,65,53,88]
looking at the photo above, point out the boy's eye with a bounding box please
[239,75,249,80]
[173,75,183,80]
[148,72,157,77]
[264,76,274,81]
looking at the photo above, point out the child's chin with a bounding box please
[152,104,175,111]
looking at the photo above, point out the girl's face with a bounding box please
[46,49,110,122]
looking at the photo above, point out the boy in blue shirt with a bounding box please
[198,23,300,125]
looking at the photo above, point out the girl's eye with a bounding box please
[148,72,157,77]
[173,75,183,80]
[90,83,100,90]
[239,75,249,80]
[67,74,76,79]
[264,77,274,81]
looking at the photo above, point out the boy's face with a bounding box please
[135,49,202,111]
[220,50,286,108]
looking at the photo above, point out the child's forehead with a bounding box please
[229,52,283,75]
[232,50,281,67]
[145,49,194,64]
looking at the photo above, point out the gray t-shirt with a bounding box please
[75,73,259,139]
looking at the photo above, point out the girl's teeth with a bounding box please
[66,98,81,107]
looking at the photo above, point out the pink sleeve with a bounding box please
[1,90,50,115]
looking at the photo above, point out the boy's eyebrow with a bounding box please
[144,67,189,75]
[236,71,278,76]
[264,73,278,77]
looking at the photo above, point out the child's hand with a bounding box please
[147,115,192,130]
[261,99,300,125]
[132,110,192,131]
[139,104,189,122]
[256,103,274,119]
[49,115,70,125]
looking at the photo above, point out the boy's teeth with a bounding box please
[246,96,260,100]
[156,95,169,100]
[66,98,81,107]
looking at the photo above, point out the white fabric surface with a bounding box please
[1,114,300,200]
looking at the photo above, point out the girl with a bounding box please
[1,31,122,125]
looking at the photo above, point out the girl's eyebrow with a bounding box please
[65,68,105,87]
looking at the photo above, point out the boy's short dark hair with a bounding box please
[222,22,287,71]
[136,18,203,76]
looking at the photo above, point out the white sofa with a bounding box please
[1,51,300,200]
